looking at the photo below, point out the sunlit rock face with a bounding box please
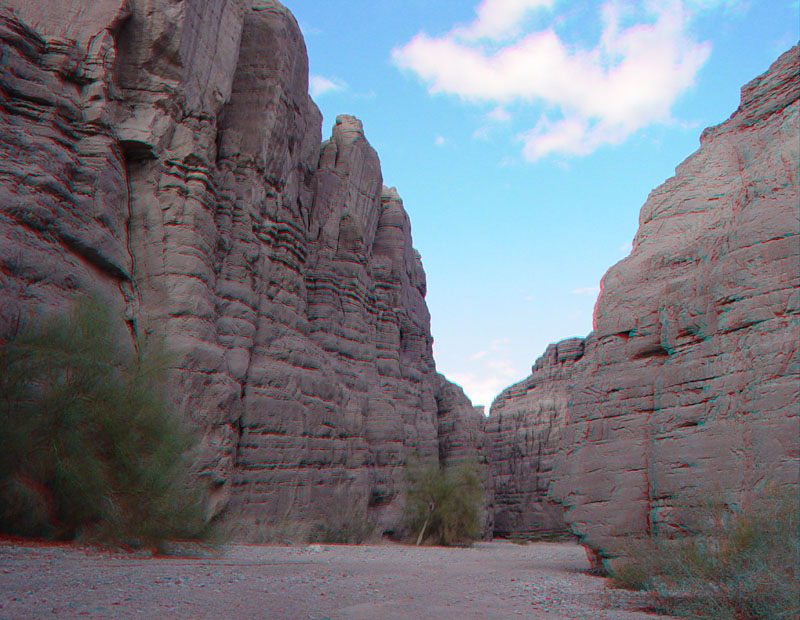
[0,0,489,533]
[490,45,799,564]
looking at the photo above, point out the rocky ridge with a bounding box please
[487,45,799,563]
[0,0,491,533]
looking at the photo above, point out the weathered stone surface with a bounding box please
[434,373,495,537]
[0,1,487,534]
[10,0,131,49]
[490,46,799,563]
[0,7,133,341]
[486,339,584,539]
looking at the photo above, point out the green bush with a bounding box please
[0,295,211,551]
[404,458,483,546]
[610,483,800,620]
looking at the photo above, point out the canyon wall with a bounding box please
[488,45,799,561]
[486,338,583,539]
[0,0,491,534]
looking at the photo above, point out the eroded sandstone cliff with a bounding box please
[486,338,584,539]
[487,45,799,562]
[0,0,491,533]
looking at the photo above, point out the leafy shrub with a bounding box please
[0,295,211,551]
[610,483,800,619]
[404,459,483,546]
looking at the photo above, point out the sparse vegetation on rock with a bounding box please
[610,483,799,620]
[309,501,376,544]
[0,295,212,551]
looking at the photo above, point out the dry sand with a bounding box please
[0,540,671,619]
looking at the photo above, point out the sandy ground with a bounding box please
[0,540,670,620]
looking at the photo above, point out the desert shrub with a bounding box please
[0,295,211,551]
[309,502,375,544]
[230,517,314,545]
[404,459,483,546]
[610,483,800,619]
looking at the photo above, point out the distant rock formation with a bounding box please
[0,0,491,534]
[486,338,583,539]
[488,45,799,563]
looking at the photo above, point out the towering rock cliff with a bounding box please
[487,45,799,562]
[0,0,490,533]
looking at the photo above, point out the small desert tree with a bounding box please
[404,458,483,546]
[0,294,210,550]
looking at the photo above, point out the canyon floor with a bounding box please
[0,539,672,620]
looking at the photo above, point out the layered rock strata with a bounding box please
[489,45,799,562]
[0,1,490,532]
[486,338,583,538]
[435,373,495,536]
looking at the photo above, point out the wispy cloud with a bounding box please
[435,135,448,146]
[453,0,555,41]
[392,0,721,159]
[571,285,600,296]
[448,335,522,406]
[488,106,512,122]
[472,126,490,140]
[449,362,518,408]
[309,75,346,98]
[298,22,321,37]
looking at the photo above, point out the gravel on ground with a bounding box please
[0,539,670,620]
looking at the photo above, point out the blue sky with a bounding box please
[283,0,798,409]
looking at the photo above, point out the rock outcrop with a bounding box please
[0,0,490,533]
[486,338,583,538]
[487,45,799,562]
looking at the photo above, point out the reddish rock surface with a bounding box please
[486,339,583,539]
[0,1,489,533]
[489,46,799,562]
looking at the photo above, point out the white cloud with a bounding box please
[448,362,519,408]
[435,135,447,146]
[392,0,713,159]
[572,285,600,296]
[454,0,555,41]
[488,106,512,122]
[619,240,633,255]
[472,126,490,140]
[309,75,346,98]
[448,336,523,407]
